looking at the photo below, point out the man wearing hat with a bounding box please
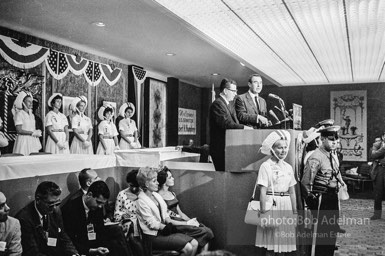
[209,78,252,171]
[301,126,346,256]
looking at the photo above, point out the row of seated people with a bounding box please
[0,166,213,256]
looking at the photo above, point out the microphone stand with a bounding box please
[279,98,287,129]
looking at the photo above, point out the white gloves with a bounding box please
[83,141,91,148]
[114,145,120,150]
[32,130,42,137]
[186,218,199,227]
[57,142,65,149]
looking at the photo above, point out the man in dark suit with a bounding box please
[15,181,79,256]
[61,180,130,256]
[209,78,252,171]
[235,74,269,128]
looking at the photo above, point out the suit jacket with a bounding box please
[61,196,104,255]
[209,97,244,171]
[15,201,78,256]
[0,216,22,256]
[235,92,267,128]
[136,191,169,236]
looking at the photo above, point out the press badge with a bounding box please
[47,237,57,247]
[87,223,96,240]
[0,241,6,251]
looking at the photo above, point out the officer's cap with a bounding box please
[315,119,334,128]
[319,125,340,140]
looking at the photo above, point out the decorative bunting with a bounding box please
[0,35,49,69]
[100,64,122,86]
[132,66,147,83]
[131,66,147,133]
[66,54,89,75]
[45,50,70,79]
[0,35,125,87]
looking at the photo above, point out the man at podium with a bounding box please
[209,78,252,171]
[235,74,269,128]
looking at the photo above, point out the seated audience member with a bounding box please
[0,191,22,256]
[136,167,199,256]
[114,169,144,256]
[61,168,99,206]
[15,181,79,256]
[61,180,130,256]
[157,167,214,251]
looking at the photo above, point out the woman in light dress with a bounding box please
[255,130,297,256]
[118,102,141,149]
[45,93,70,154]
[70,96,93,154]
[96,104,119,155]
[12,91,42,155]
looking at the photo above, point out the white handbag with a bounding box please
[0,132,8,147]
[338,184,349,200]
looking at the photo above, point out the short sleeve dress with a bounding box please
[114,188,139,237]
[45,110,70,154]
[119,118,141,149]
[96,120,118,155]
[255,158,297,253]
[13,110,42,155]
[70,114,93,154]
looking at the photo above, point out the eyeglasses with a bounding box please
[226,88,238,93]
[43,199,61,209]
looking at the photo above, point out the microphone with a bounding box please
[268,93,282,100]
[269,110,280,124]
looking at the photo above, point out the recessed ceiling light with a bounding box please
[240,62,245,66]
[211,73,220,76]
[92,22,105,27]
[166,53,176,56]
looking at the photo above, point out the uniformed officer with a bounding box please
[301,125,346,256]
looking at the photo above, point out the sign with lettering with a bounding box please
[178,108,196,135]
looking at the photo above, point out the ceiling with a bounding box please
[1,0,384,88]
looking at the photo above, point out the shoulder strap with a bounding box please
[251,163,275,200]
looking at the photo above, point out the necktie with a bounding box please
[255,96,260,112]
[42,215,48,230]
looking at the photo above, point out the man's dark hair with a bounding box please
[88,180,110,199]
[248,74,261,84]
[126,169,139,187]
[78,168,91,189]
[219,78,237,92]
[35,181,61,200]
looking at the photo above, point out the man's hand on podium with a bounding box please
[257,115,269,126]
[244,126,253,130]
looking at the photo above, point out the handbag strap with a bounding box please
[251,163,275,200]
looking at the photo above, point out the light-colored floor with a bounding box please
[335,198,385,256]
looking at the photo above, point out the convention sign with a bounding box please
[178,108,196,135]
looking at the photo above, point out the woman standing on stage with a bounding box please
[255,130,297,256]
[45,93,70,154]
[118,102,141,149]
[12,91,42,155]
[70,96,93,154]
[96,104,119,155]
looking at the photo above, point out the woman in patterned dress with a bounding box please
[45,93,70,154]
[70,96,93,154]
[114,169,144,256]
[96,104,119,155]
[12,91,42,155]
[255,130,297,255]
[118,102,141,149]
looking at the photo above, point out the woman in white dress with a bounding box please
[119,102,141,149]
[70,96,93,154]
[96,104,119,155]
[45,93,70,154]
[255,130,297,255]
[12,91,42,155]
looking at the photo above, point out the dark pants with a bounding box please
[210,151,224,172]
[312,189,339,256]
[102,224,132,256]
[373,166,385,217]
